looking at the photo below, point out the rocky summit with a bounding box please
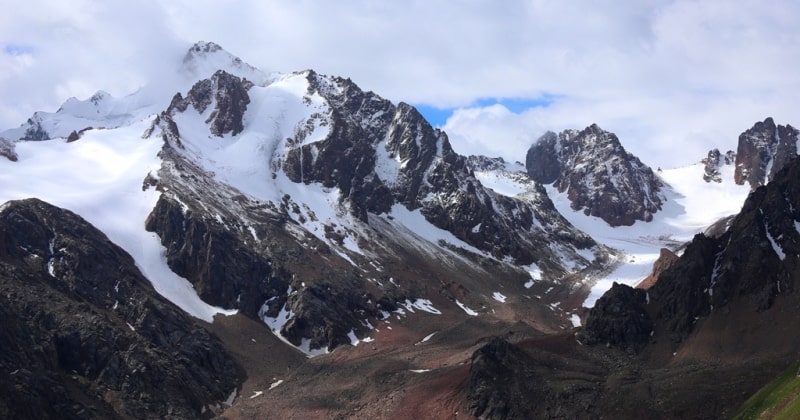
[526,124,666,227]
[1,41,800,419]
[734,117,799,189]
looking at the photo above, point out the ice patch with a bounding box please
[223,388,237,406]
[570,314,582,327]
[401,298,442,315]
[347,329,360,346]
[456,300,479,316]
[492,292,507,303]
[765,223,786,261]
[525,263,542,288]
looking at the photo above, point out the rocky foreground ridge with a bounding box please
[0,199,241,419]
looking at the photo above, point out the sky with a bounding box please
[1,0,798,168]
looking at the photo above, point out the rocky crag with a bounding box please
[0,198,242,419]
[526,124,666,226]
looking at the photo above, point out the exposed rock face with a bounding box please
[637,247,679,290]
[468,337,539,419]
[576,282,653,351]
[585,154,800,345]
[735,117,799,188]
[0,198,242,419]
[702,148,736,183]
[22,113,49,140]
[526,124,666,226]
[141,66,610,354]
[0,137,16,162]
[298,73,603,269]
[166,70,253,137]
[468,336,606,419]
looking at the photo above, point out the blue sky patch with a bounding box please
[413,95,558,127]
[4,44,34,56]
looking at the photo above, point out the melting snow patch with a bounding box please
[247,225,258,241]
[347,330,360,346]
[570,314,582,327]
[298,338,330,357]
[456,300,479,316]
[269,379,284,390]
[409,369,431,373]
[249,391,263,399]
[765,223,786,261]
[223,388,237,406]
[401,299,442,315]
[525,263,542,288]
[492,292,507,303]
[416,331,438,346]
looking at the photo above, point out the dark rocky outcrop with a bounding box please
[22,113,49,140]
[735,117,799,188]
[702,148,736,183]
[166,70,253,137]
[0,137,17,161]
[0,198,242,419]
[467,336,607,420]
[144,194,284,318]
[468,337,538,419]
[526,124,666,226]
[576,282,653,351]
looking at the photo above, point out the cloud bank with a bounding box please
[1,0,798,167]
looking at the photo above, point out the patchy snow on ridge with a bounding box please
[456,300,479,316]
[546,162,750,307]
[472,161,530,197]
[0,118,236,322]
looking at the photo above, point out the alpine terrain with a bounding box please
[1,41,799,419]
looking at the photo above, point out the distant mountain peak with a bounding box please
[526,124,666,227]
[180,40,269,86]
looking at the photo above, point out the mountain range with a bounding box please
[1,41,798,418]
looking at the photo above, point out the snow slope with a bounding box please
[545,163,750,307]
[0,119,236,322]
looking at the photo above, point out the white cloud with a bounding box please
[1,0,798,168]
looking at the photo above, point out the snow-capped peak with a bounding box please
[181,41,270,86]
